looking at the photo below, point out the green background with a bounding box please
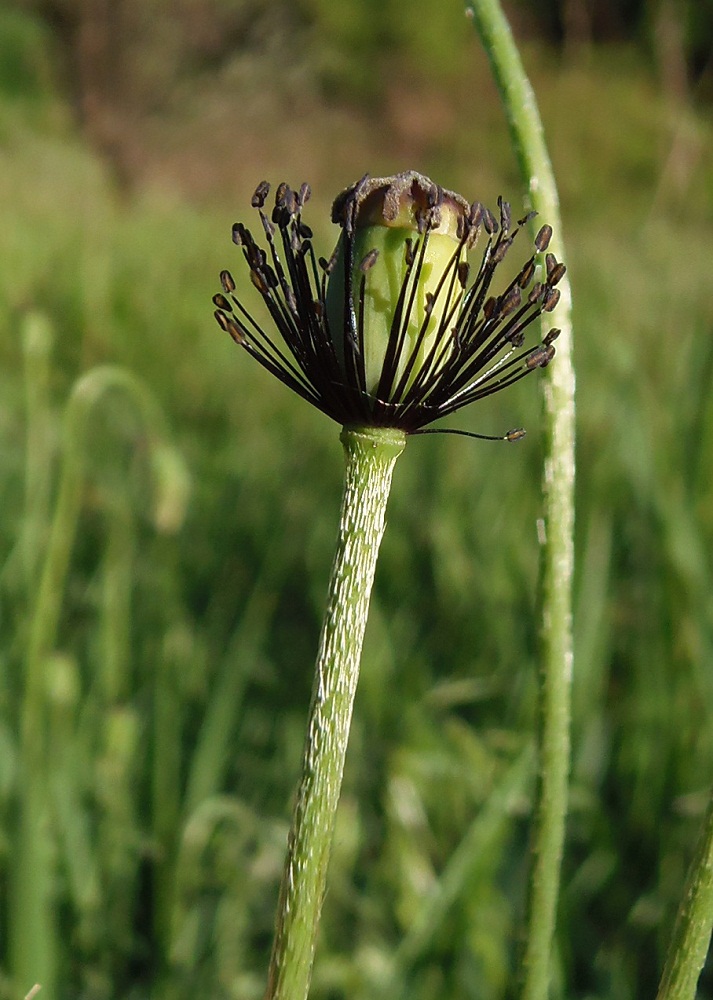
[1,1,713,998]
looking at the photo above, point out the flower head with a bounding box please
[213,171,564,436]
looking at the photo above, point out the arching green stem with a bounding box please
[12,364,188,1000]
[264,425,406,1000]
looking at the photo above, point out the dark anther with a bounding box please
[535,225,553,252]
[543,327,561,346]
[298,183,311,206]
[285,187,298,216]
[492,238,512,264]
[250,270,270,295]
[526,344,555,369]
[500,286,521,317]
[545,252,558,275]
[251,181,270,208]
[528,282,544,304]
[359,249,379,272]
[542,287,561,312]
[505,428,527,442]
[518,210,537,227]
[548,262,567,286]
[246,244,266,269]
[424,292,435,316]
[214,310,230,332]
[299,223,313,239]
[220,270,236,293]
[226,317,246,345]
[483,296,499,320]
[320,251,338,274]
[498,197,512,233]
[470,202,485,228]
[232,223,248,246]
[212,293,232,310]
[215,311,245,345]
[482,208,498,235]
[404,238,415,266]
[517,259,536,288]
[457,261,470,287]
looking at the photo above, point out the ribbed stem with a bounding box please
[656,787,713,1000]
[467,5,575,1000]
[264,425,406,1000]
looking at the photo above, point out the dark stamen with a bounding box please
[535,224,553,252]
[360,249,379,272]
[252,181,270,208]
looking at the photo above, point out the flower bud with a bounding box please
[327,172,471,396]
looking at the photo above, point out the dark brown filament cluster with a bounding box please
[213,175,565,434]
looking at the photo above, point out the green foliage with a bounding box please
[297,0,472,100]
[0,17,713,1000]
[0,8,53,101]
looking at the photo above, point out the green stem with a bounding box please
[264,425,406,1000]
[21,313,54,593]
[656,788,713,1000]
[467,5,575,999]
[13,365,187,1000]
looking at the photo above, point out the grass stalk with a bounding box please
[21,313,54,592]
[264,425,406,1000]
[656,787,713,1000]
[184,543,281,816]
[152,599,184,954]
[384,746,535,997]
[7,314,59,1000]
[13,365,187,999]
[467,4,575,998]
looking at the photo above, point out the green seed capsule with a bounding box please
[326,173,471,397]
[326,224,465,395]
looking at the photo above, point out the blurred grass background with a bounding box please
[1,0,713,998]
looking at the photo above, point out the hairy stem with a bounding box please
[467,4,575,999]
[264,425,406,1000]
[656,788,713,1000]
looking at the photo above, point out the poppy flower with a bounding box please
[213,171,564,436]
